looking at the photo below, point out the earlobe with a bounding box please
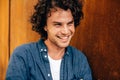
[44,26,47,31]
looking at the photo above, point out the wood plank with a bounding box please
[71,0,120,79]
[10,0,39,54]
[0,0,9,80]
[9,0,120,79]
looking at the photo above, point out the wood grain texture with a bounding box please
[0,0,9,80]
[10,0,39,54]
[1,0,120,79]
[71,0,120,79]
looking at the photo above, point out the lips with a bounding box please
[57,35,70,42]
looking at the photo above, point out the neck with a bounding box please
[44,40,65,60]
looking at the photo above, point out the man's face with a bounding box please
[44,8,75,49]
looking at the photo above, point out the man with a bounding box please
[6,0,92,80]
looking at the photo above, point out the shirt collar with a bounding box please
[37,39,48,53]
[37,39,70,56]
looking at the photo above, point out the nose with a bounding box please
[61,26,69,35]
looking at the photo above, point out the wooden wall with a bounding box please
[71,0,120,79]
[10,0,39,54]
[0,0,120,80]
[0,0,9,80]
[0,0,39,80]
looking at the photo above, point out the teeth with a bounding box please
[62,37,68,39]
[58,36,69,40]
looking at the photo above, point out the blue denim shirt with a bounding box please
[6,39,92,80]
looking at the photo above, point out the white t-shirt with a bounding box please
[48,56,62,80]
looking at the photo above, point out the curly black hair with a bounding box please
[31,0,84,39]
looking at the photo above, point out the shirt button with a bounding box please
[48,74,50,77]
[66,52,69,54]
[44,55,47,58]
[44,49,47,52]
[40,49,43,51]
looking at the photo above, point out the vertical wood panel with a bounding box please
[10,0,39,54]
[71,0,120,79]
[8,0,120,79]
[0,0,9,80]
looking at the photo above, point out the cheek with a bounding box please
[48,28,59,35]
[70,27,75,33]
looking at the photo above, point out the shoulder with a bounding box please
[13,42,34,52]
[67,46,86,58]
[11,42,37,58]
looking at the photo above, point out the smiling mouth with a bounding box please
[57,36,70,42]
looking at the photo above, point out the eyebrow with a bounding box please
[67,20,74,24]
[52,19,74,24]
[53,21,61,24]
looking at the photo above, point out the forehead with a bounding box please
[47,7,73,22]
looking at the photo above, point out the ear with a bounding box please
[44,26,47,31]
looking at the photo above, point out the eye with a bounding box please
[68,21,74,26]
[54,23,62,27]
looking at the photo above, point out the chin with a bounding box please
[58,43,69,48]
